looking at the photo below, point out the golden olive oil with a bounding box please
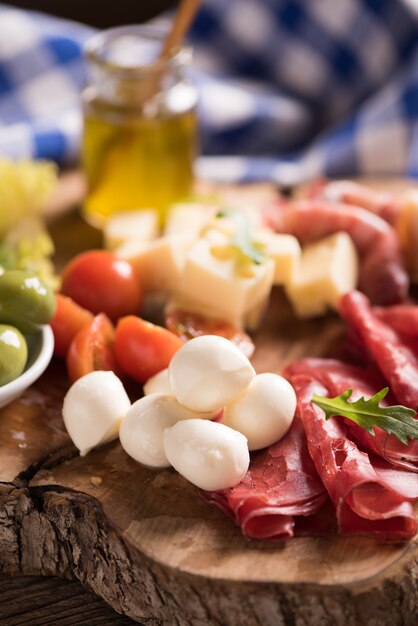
[83,106,197,227]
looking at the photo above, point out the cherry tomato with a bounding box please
[114,316,183,383]
[61,250,142,321]
[67,313,118,383]
[165,309,255,359]
[50,294,94,358]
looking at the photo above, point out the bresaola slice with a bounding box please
[283,357,418,472]
[290,376,417,541]
[201,415,328,541]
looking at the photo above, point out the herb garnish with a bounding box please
[216,209,265,266]
[312,388,418,445]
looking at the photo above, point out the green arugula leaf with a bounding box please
[216,209,265,265]
[312,388,418,445]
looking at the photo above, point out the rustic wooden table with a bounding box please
[0,575,138,625]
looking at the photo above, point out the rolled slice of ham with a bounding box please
[340,291,418,411]
[283,357,418,473]
[290,375,417,541]
[270,200,408,305]
[201,415,329,541]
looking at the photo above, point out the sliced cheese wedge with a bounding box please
[256,230,301,285]
[164,203,215,238]
[174,236,275,327]
[104,210,159,249]
[285,232,358,318]
[116,233,195,292]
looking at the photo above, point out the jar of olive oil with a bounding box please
[82,26,198,227]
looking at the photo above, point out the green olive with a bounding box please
[0,270,56,332]
[0,324,28,386]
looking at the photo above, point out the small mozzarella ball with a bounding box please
[119,394,216,468]
[169,335,255,413]
[163,419,250,491]
[62,371,131,456]
[143,368,172,396]
[223,373,296,451]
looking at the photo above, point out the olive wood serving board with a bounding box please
[0,175,417,626]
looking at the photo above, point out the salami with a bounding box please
[340,291,418,410]
[290,375,417,541]
[376,305,418,346]
[201,415,329,541]
[318,180,401,225]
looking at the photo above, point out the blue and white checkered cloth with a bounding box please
[2,0,418,184]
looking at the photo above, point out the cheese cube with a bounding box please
[397,190,418,282]
[175,237,275,325]
[202,208,263,241]
[104,210,159,249]
[285,232,358,318]
[116,234,194,292]
[256,230,301,285]
[244,295,270,330]
[165,203,215,238]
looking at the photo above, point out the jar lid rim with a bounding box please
[84,25,191,75]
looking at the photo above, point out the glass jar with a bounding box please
[82,25,198,227]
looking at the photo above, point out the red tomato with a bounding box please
[50,294,94,357]
[114,316,183,383]
[165,309,255,359]
[61,250,142,321]
[66,313,118,382]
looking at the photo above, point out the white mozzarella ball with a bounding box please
[62,371,131,456]
[168,335,255,412]
[119,394,216,468]
[163,419,250,491]
[143,368,172,396]
[223,373,296,451]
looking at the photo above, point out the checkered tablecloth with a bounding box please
[1,0,418,184]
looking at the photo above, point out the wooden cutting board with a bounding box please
[0,175,417,626]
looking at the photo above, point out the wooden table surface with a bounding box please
[0,575,138,625]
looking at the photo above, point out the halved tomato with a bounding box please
[66,313,118,382]
[165,309,255,359]
[50,294,94,358]
[114,315,183,383]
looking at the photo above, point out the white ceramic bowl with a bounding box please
[0,325,54,409]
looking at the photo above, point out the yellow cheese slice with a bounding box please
[164,203,215,238]
[285,232,358,318]
[116,233,195,292]
[256,230,301,285]
[104,210,159,250]
[174,237,275,325]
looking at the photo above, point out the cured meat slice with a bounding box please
[290,375,417,541]
[270,200,408,304]
[283,357,418,473]
[340,291,418,411]
[201,415,328,541]
[375,305,418,342]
